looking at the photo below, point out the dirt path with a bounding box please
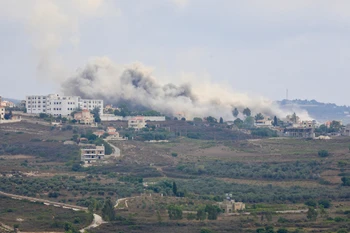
[79,214,105,233]
[0,191,104,232]
[104,139,121,157]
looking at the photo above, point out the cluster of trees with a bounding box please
[148,178,349,204]
[176,160,323,180]
[167,204,221,221]
[255,226,298,233]
[341,176,350,186]
[315,120,343,134]
[102,198,116,221]
[251,128,278,137]
[305,199,331,208]
[112,104,162,117]
[0,175,144,200]
[0,141,80,162]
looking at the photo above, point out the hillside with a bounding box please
[1,97,21,105]
[277,99,350,124]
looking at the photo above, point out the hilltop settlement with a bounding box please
[0,94,350,233]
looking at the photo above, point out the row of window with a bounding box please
[27,97,46,100]
[27,105,44,108]
[27,101,46,104]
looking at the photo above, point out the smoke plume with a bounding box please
[62,57,295,120]
[1,0,310,120]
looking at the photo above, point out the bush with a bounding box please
[171,152,178,157]
[251,128,278,137]
[200,228,214,233]
[334,217,345,222]
[318,199,331,208]
[318,150,329,157]
[341,176,350,186]
[305,200,317,207]
[167,205,182,220]
[186,213,196,220]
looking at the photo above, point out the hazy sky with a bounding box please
[1,0,350,105]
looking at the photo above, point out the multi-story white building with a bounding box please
[81,145,105,164]
[128,116,147,130]
[26,94,103,117]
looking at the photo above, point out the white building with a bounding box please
[254,118,272,127]
[81,145,105,164]
[128,116,147,130]
[26,94,103,117]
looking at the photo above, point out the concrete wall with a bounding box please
[102,115,166,122]
[100,114,123,121]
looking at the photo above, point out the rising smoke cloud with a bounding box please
[2,0,310,120]
[62,57,295,120]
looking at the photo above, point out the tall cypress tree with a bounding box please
[172,181,177,196]
[102,198,115,221]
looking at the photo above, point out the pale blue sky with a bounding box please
[1,0,350,105]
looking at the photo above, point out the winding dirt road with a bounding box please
[0,191,104,232]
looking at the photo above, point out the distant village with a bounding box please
[1,94,350,142]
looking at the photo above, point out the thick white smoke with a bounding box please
[62,57,296,120]
[1,0,311,120]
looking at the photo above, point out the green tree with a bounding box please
[306,207,318,221]
[172,181,177,196]
[304,200,317,207]
[318,199,331,208]
[233,118,243,128]
[206,116,217,123]
[273,116,278,126]
[219,117,224,124]
[318,150,329,157]
[193,117,203,122]
[91,107,101,123]
[243,108,251,117]
[319,205,328,218]
[330,120,342,131]
[205,204,221,220]
[277,229,288,233]
[291,112,298,123]
[232,108,239,117]
[196,205,207,221]
[265,226,274,233]
[200,228,214,233]
[341,176,350,186]
[243,116,255,128]
[64,222,79,233]
[102,198,116,221]
[167,205,182,220]
[255,113,264,121]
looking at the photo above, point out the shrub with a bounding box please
[186,213,196,220]
[200,228,214,233]
[334,217,345,222]
[171,152,178,157]
[318,150,329,157]
[318,199,331,208]
[167,205,182,220]
[341,177,350,186]
[305,200,317,207]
